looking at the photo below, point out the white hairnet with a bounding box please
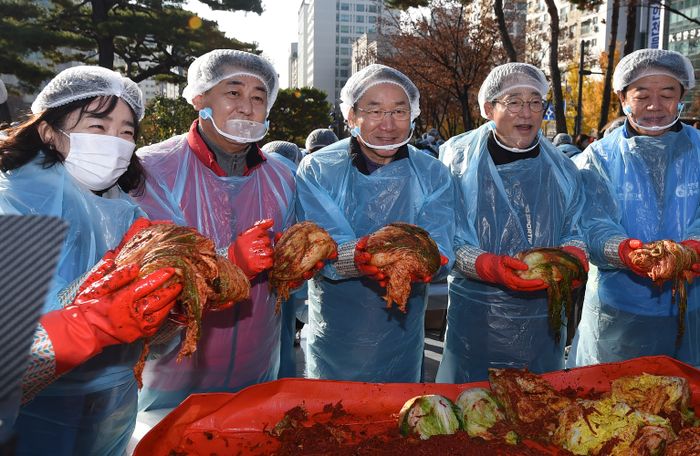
[0,80,7,104]
[339,64,420,121]
[182,49,279,114]
[305,128,339,152]
[478,63,550,119]
[262,140,302,165]
[31,66,144,120]
[612,48,695,93]
[553,133,573,146]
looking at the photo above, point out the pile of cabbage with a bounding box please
[398,389,518,445]
[399,370,700,455]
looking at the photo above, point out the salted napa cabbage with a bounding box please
[553,396,675,455]
[398,394,462,440]
[455,388,518,444]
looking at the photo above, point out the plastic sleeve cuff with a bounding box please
[335,240,362,278]
[21,324,56,404]
[455,245,486,280]
[604,235,627,268]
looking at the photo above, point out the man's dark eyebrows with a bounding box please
[225,80,267,94]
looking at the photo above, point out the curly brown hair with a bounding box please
[0,95,146,195]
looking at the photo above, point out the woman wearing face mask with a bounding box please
[568,49,700,369]
[0,66,183,456]
[437,63,588,383]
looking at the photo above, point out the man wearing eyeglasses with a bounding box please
[437,63,588,383]
[294,64,455,382]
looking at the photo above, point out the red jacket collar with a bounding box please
[186,120,266,177]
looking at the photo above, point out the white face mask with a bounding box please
[60,131,135,191]
[199,107,269,144]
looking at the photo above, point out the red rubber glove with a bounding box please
[475,253,547,291]
[228,219,275,280]
[618,238,645,276]
[102,218,173,261]
[354,236,386,285]
[561,245,589,288]
[40,261,182,375]
[681,240,700,274]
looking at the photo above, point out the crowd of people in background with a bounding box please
[0,46,700,455]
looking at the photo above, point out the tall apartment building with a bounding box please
[288,43,299,88]
[295,0,384,105]
[526,0,611,70]
[665,0,700,113]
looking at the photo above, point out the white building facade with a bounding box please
[295,0,384,104]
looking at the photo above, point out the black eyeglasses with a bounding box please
[493,98,549,113]
[355,106,411,121]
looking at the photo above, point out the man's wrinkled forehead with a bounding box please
[219,72,268,95]
[357,81,409,106]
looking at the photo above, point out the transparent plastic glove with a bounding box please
[410,254,449,283]
[680,240,700,274]
[475,253,547,291]
[40,260,182,374]
[355,237,448,288]
[618,238,645,276]
[561,245,589,288]
[228,219,275,280]
[275,232,335,290]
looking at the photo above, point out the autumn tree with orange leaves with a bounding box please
[376,1,505,137]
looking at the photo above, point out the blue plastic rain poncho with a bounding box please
[0,154,144,456]
[295,138,455,382]
[133,126,295,410]
[437,122,585,383]
[568,122,700,368]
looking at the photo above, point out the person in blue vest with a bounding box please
[295,64,455,382]
[568,49,700,368]
[0,66,182,455]
[437,63,588,383]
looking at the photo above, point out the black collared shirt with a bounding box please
[487,131,540,165]
[349,137,409,175]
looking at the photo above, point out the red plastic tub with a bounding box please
[134,355,700,455]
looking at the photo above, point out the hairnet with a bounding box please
[613,49,695,93]
[262,140,303,165]
[182,49,279,114]
[553,133,573,146]
[478,63,550,119]
[305,128,339,152]
[0,80,7,104]
[339,64,420,121]
[31,66,144,120]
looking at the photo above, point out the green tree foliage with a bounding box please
[1,0,262,92]
[267,87,332,148]
[138,95,197,147]
[0,1,90,91]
